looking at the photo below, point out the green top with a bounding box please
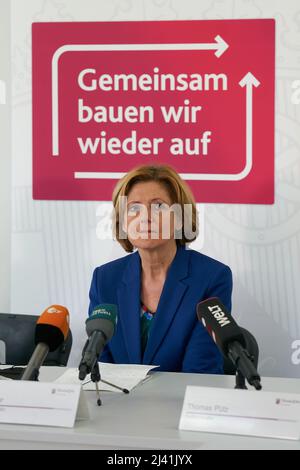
[140,303,156,355]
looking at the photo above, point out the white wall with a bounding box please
[0,0,11,313]
[8,0,300,377]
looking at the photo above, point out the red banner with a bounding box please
[32,19,275,203]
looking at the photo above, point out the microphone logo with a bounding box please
[91,307,111,317]
[207,304,231,327]
[45,305,70,324]
[47,307,62,314]
[89,304,118,325]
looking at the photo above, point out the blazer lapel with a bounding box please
[143,246,190,365]
[117,251,142,364]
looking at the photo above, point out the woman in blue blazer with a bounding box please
[88,164,232,373]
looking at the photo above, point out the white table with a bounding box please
[0,368,300,449]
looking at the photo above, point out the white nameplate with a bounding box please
[0,381,89,428]
[179,386,300,440]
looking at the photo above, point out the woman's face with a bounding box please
[123,181,178,250]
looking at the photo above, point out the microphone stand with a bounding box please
[21,343,49,381]
[90,361,102,406]
[235,370,247,390]
[228,342,262,391]
[78,341,129,406]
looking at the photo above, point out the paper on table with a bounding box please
[54,362,159,392]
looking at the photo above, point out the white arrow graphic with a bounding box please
[212,35,229,58]
[51,36,229,156]
[177,72,260,181]
[74,72,260,182]
[236,72,261,178]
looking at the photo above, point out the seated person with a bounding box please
[88,164,232,373]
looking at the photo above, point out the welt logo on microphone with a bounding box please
[207,304,231,328]
[32,19,275,203]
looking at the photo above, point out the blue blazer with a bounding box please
[88,245,232,373]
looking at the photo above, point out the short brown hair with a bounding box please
[112,164,198,252]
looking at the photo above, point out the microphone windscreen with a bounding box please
[35,305,70,351]
[35,324,64,352]
[197,297,246,355]
[86,304,117,341]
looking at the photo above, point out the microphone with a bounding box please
[197,297,262,390]
[21,305,69,381]
[78,304,117,381]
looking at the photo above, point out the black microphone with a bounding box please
[78,304,117,381]
[197,297,262,390]
[21,305,70,381]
